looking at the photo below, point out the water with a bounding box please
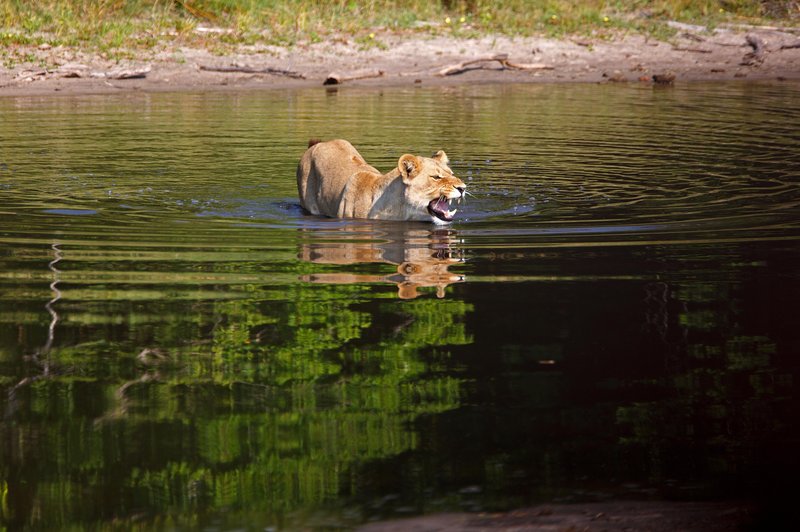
[1,82,799,529]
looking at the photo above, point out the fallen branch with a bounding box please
[652,72,676,84]
[746,34,766,53]
[323,70,384,85]
[505,59,554,71]
[200,64,305,79]
[741,34,766,66]
[680,32,706,42]
[52,65,150,80]
[90,67,151,80]
[722,23,800,33]
[52,63,88,78]
[672,46,713,53]
[438,55,503,76]
[780,40,800,50]
[437,53,552,76]
[14,69,48,81]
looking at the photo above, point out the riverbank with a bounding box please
[2,23,799,97]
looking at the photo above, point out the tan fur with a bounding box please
[297,139,466,224]
[298,225,463,299]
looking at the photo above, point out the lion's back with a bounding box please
[297,139,379,217]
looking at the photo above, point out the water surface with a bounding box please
[1,82,799,529]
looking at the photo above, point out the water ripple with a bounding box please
[1,83,799,251]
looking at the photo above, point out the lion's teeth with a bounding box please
[448,209,458,217]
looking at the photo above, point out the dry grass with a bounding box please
[1,1,797,53]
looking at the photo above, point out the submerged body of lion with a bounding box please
[296,139,466,224]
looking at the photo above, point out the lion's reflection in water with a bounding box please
[298,224,464,299]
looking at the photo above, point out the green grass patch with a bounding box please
[0,1,797,53]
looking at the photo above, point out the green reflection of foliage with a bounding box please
[0,271,473,528]
[617,300,791,484]
[384,298,474,350]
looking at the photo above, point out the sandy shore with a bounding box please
[2,24,799,97]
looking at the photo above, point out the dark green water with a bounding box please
[1,82,799,529]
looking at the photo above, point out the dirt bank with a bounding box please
[2,24,799,97]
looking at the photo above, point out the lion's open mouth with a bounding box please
[427,196,458,222]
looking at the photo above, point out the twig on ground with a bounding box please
[323,70,384,85]
[780,40,800,50]
[200,64,305,79]
[437,53,553,76]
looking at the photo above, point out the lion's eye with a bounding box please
[433,175,443,180]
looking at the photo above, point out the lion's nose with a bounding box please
[456,186,465,196]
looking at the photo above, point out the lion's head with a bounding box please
[398,150,466,225]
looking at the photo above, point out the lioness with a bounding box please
[297,139,466,224]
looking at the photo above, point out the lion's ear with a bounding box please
[433,150,449,165]
[398,154,421,183]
